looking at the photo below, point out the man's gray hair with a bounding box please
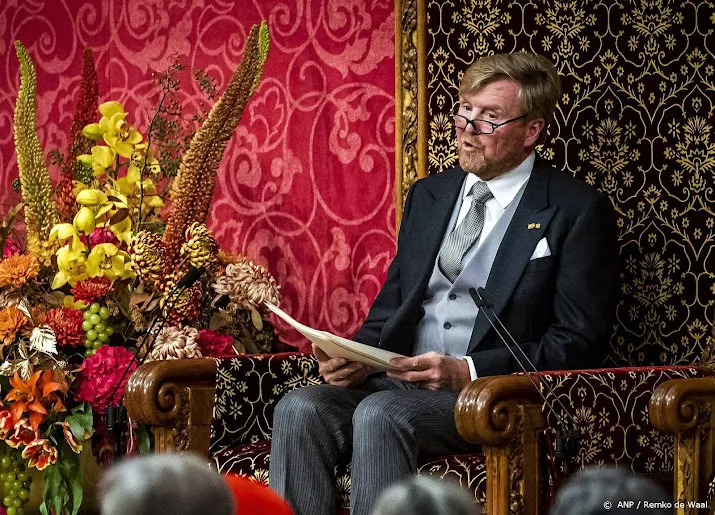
[551,466,670,515]
[371,475,479,515]
[100,453,235,515]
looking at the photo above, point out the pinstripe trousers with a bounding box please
[269,374,476,515]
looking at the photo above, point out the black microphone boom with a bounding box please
[104,265,206,459]
[469,287,581,474]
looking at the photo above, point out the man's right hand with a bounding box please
[313,344,370,387]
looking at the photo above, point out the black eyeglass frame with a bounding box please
[451,103,528,135]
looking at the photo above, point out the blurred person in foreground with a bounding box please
[100,453,234,515]
[270,52,619,515]
[371,476,481,515]
[550,466,670,515]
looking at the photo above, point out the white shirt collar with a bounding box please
[463,152,535,209]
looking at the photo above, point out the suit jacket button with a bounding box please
[448,293,457,300]
[444,322,452,329]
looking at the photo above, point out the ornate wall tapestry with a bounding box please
[0,1,396,351]
[412,0,715,366]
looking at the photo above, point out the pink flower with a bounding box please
[21,438,58,470]
[2,240,21,258]
[6,419,38,448]
[197,329,235,357]
[88,228,119,247]
[74,345,136,413]
[0,407,13,439]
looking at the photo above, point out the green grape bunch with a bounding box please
[81,302,114,357]
[0,448,31,515]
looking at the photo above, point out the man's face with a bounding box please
[456,79,543,180]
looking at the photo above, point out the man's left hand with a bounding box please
[387,352,471,391]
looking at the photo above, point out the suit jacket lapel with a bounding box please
[381,168,465,344]
[468,164,557,352]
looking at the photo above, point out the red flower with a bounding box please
[62,421,83,454]
[74,345,136,413]
[2,240,21,258]
[71,277,112,303]
[89,228,120,247]
[0,407,13,439]
[21,438,58,470]
[6,419,38,448]
[197,329,235,357]
[45,308,84,347]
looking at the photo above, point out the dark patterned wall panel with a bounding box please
[425,0,715,366]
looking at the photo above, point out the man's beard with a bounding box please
[457,139,523,180]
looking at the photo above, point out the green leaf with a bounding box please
[41,462,61,515]
[137,423,151,454]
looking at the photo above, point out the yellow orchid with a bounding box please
[85,243,135,281]
[53,242,89,288]
[75,189,107,207]
[73,207,96,234]
[96,102,143,158]
[62,295,88,311]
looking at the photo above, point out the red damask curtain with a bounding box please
[0,1,396,351]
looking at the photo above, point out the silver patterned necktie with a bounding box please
[438,181,494,282]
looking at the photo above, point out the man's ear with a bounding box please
[524,118,546,147]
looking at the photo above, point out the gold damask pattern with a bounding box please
[539,365,699,505]
[209,353,488,512]
[422,0,715,366]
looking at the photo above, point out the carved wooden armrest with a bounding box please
[125,358,218,457]
[456,374,544,515]
[650,377,715,514]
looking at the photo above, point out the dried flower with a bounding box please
[129,231,166,288]
[180,222,218,270]
[213,261,281,312]
[45,308,84,347]
[0,306,30,347]
[71,277,112,304]
[0,254,40,288]
[74,345,136,413]
[197,329,234,357]
[143,325,202,362]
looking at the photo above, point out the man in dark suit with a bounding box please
[270,53,618,515]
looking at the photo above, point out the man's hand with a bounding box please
[387,352,471,391]
[313,344,371,387]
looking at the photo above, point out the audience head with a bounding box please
[100,453,235,515]
[371,475,479,515]
[550,466,670,515]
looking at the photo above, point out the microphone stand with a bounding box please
[469,287,581,477]
[105,267,204,460]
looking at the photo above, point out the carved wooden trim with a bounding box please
[456,375,544,515]
[650,378,715,515]
[394,0,427,230]
[125,359,218,457]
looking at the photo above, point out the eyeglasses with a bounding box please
[451,103,527,135]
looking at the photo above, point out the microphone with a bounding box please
[104,266,205,458]
[469,287,581,475]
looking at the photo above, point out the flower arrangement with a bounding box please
[0,21,279,515]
